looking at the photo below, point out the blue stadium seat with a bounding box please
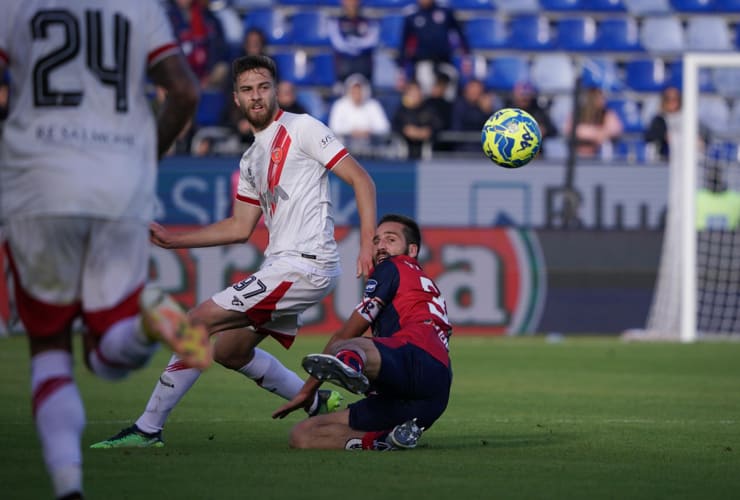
[277,0,340,5]
[243,8,291,45]
[667,61,716,92]
[296,89,328,122]
[713,67,740,98]
[493,0,541,13]
[530,54,576,93]
[594,17,642,52]
[715,0,740,12]
[555,17,597,51]
[507,15,555,50]
[484,55,531,90]
[625,58,669,92]
[607,98,644,133]
[669,0,716,11]
[449,0,496,9]
[196,90,227,127]
[306,53,337,87]
[581,57,623,91]
[378,14,405,49]
[540,0,583,10]
[464,18,508,50]
[623,0,672,14]
[290,11,331,47]
[272,51,307,83]
[582,0,627,12]
[363,0,415,7]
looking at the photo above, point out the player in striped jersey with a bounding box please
[273,214,453,451]
[0,1,204,497]
[90,54,377,450]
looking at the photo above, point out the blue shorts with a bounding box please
[348,341,452,432]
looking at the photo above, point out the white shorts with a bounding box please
[211,256,338,346]
[4,216,149,336]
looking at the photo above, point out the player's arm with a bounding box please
[150,198,262,249]
[331,156,377,278]
[148,53,200,159]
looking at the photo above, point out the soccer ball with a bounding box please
[481,108,542,168]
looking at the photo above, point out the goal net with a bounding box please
[635,53,740,342]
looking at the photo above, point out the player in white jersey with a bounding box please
[0,1,210,498]
[90,54,378,450]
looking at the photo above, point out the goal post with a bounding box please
[632,52,740,343]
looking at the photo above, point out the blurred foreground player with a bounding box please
[0,1,210,498]
[273,214,453,450]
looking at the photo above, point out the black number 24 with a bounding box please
[31,9,129,112]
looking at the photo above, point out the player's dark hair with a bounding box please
[232,55,277,86]
[379,214,421,247]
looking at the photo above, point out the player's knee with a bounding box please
[288,421,312,449]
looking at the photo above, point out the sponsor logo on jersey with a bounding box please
[364,279,377,294]
[319,134,335,149]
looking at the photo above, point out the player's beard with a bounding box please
[244,96,278,131]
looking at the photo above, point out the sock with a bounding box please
[361,430,393,451]
[88,316,158,380]
[336,349,366,373]
[135,354,201,434]
[31,351,85,498]
[238,348,304,400]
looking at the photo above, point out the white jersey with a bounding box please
[235,110,349,270]
[0,0,180,222]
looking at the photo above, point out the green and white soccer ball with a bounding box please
[481,108,542,168]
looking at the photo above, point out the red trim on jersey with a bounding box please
[33,376,74,417]
[275,109,284,121]
[147,42,180,66]
[83,284,143,337]
[236,193,260,206]
[325,149,349,170]
[4,244,80,337]
[267,124,292,214]
[0,48,9,65]
[166,360,193,372]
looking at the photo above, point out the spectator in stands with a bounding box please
[426,72,454,152]
[392,80,444,159]
[328,0,379,85]
[165,0,230,90]
[277,80,308,115]
[241,27,268,59]
[450,79,500,152]
[644,86,681,162]
[399,0,472,97]
[506,81,558,141]
[329,74,391,157]
[563,86,624,159]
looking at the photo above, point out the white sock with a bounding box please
[88,316,158,380]
[31,351,85,498]
[135,354,201,434]
[238,348,305,401]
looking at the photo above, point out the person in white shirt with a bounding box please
[91,54,378,451]
[0,1,205,498]
[328,73,391,156]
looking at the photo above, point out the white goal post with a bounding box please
[639,52,740,343]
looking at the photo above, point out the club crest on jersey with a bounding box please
[271,147,283,164]
[364,279,377,294]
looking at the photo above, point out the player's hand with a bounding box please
[356,245,373,279]
[272,389,315,419]
[149,222,174,248]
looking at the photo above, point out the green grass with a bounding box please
[2,335,740,500]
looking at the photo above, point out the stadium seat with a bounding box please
[539,0,582,11]
[272,51,309,84]
[296,88,328,122]
[530,54,576,93]
[623,0,672,15]
[583,0,627,12]
[306,53,337,87]
[698,95,731,137]
[727,100,740,135]
[640,16,685,53]
[548,94,573,133]
[715,0,740,12]
[625,58,669,92]
[289,11,331,47]
[685,17,732,51]
[277,0,340,5]
[607,98,644,134]
[669,0,716,11]
[372,51,400,90]
[378,14,404,50]
[613,138,647,163]
[581,57,623,91]
[493,0,541,14]
[555,17,597,51]
[448,0,496,9]
[594,17,642,52]
[243,8,291,45]
[667,61,715,92]
[464,17,508,50]
[363,0,415,7]
[713,67,740,98]
[195,90,227,127]
[484,55,531,90]
[507,15,555,50]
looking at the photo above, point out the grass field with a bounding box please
[1,334,740,500]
